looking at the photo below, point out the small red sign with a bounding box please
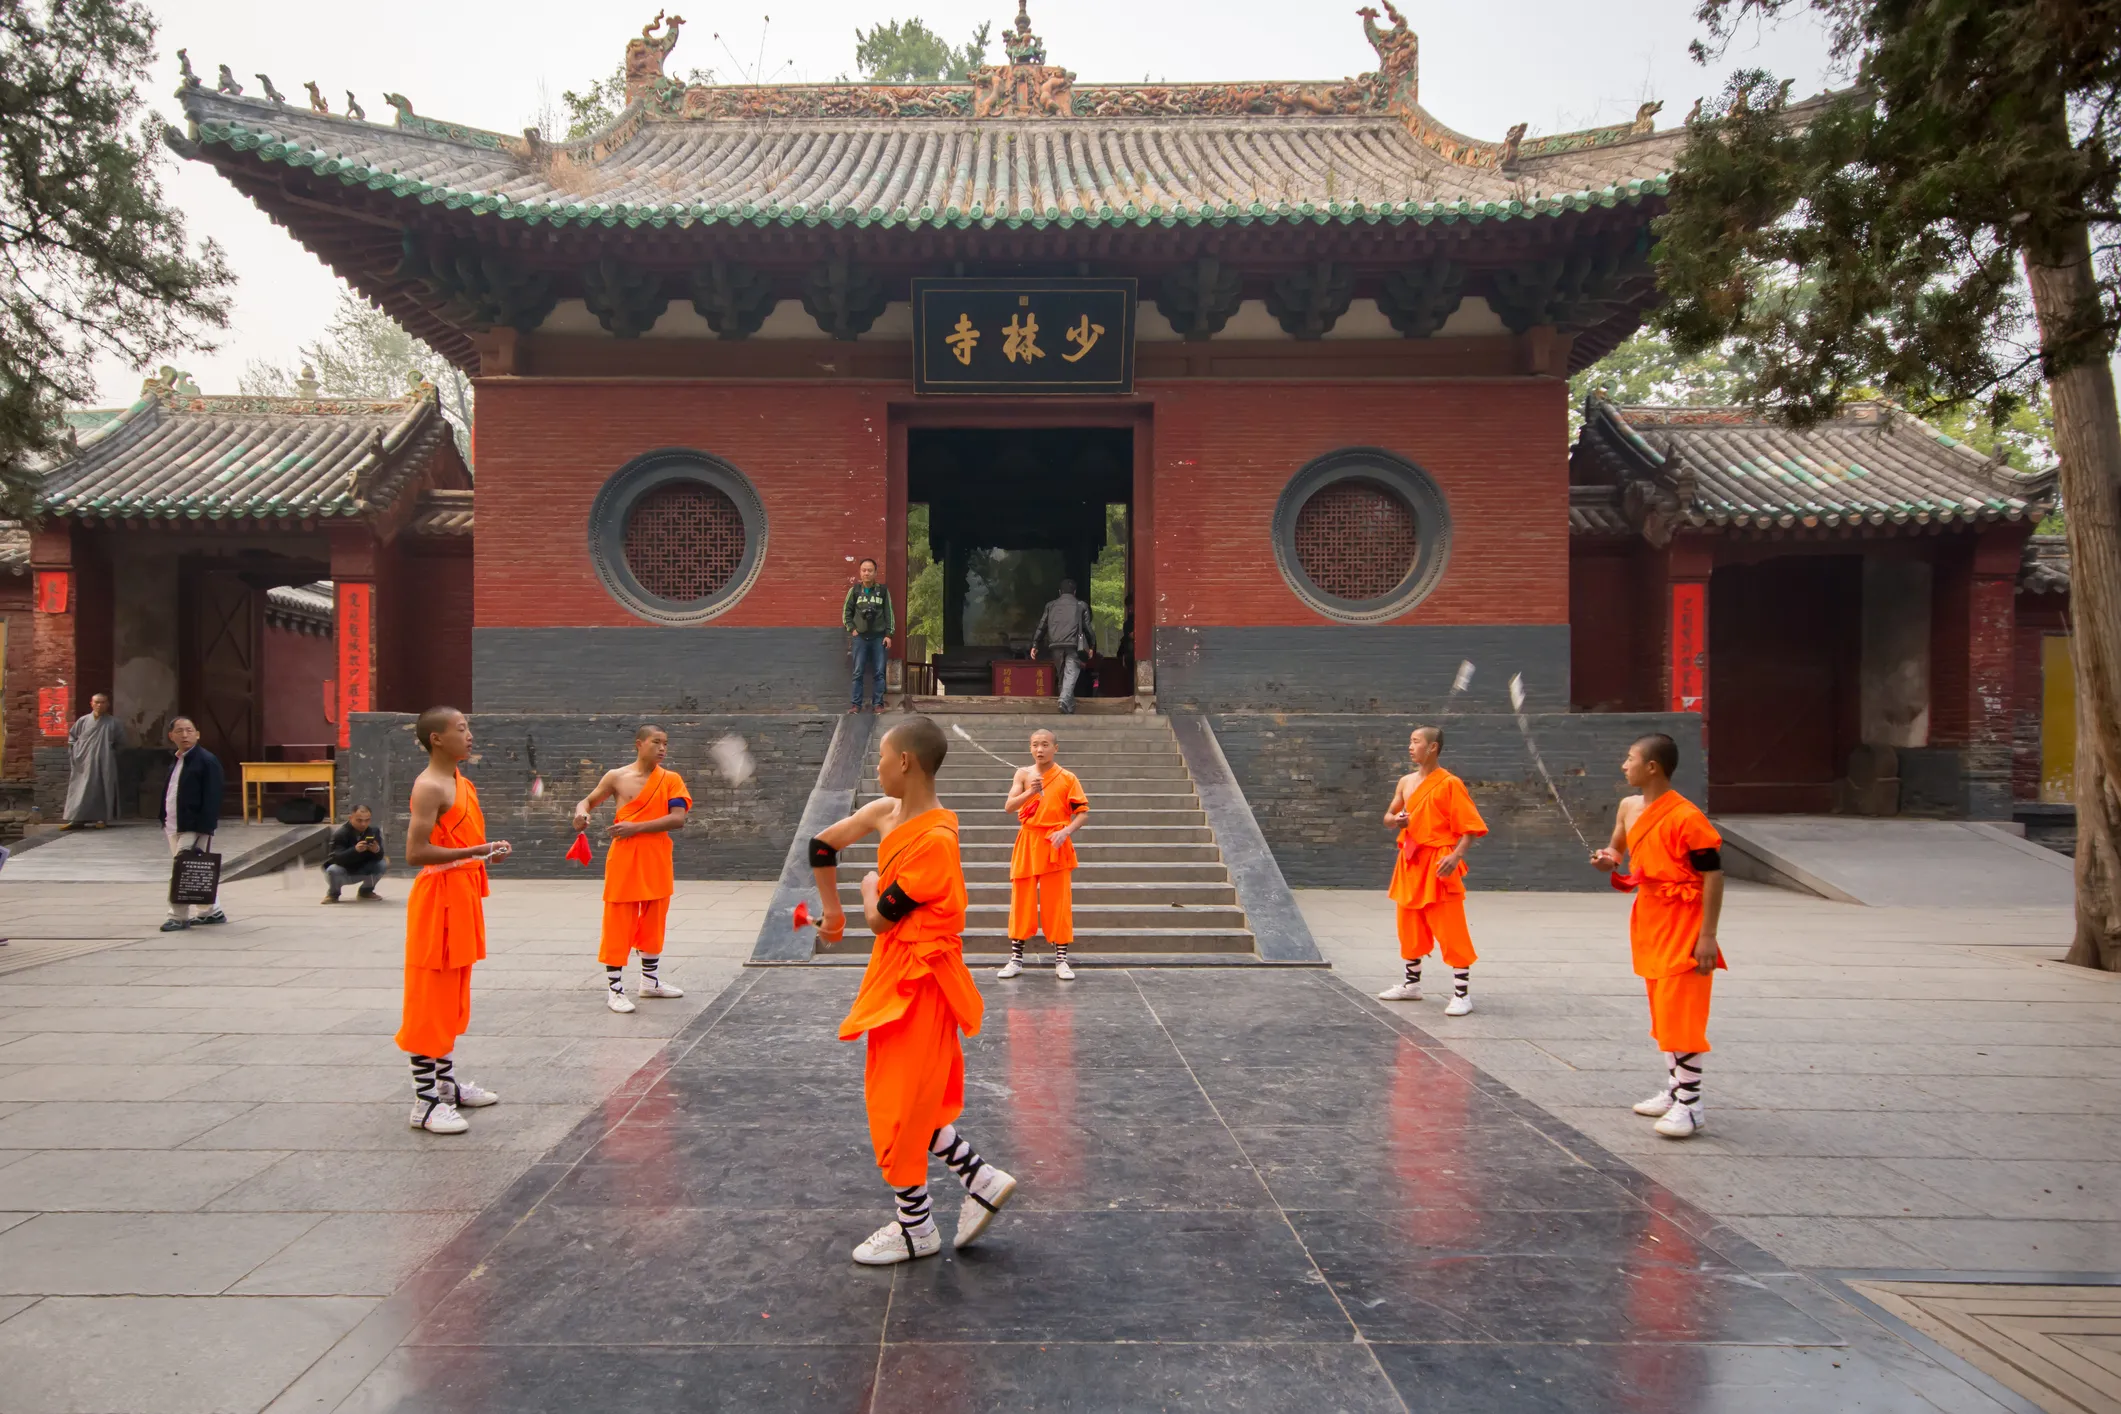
[336,583,373,749]
[34,571,68,614]
[991,660,1056,698]
[38,686,69,737]
[1670,582,1706,714]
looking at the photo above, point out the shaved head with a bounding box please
[1633,733,1679,778]
[415,706,462,753]
[1413,725,1443,750]
[1029,728,1055,744]
[883,716,948,776]
[636,724,665,744]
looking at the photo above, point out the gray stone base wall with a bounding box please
[1206,711,1705,891]
[473,627,849,713]
[1155,625,1571,713]
[32,746,66,824]
[346,711,839,880]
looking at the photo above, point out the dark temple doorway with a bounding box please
[906,427,1134,700]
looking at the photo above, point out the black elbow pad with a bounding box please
[1687,847,1722,873]
[808,837,838,868]
[875,882,919,923]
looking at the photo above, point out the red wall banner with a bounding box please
[1669,582,1706,714]
[336,583,373,749]
[34,571,68,615]
[38,686,69,737]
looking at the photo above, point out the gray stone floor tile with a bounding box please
[0,1294,40,1325]
[0,1294,374,1413]
[205,1151,535,1213]
[164,1064,409,1104]
[1874,1158,2121,1221]
[230,1211,476,1296]
[0,1210,32,1234]
[180,1101,583,1154]
[0,1212,321,1294]
[1624,1155,1981,1219]
[0,1148,284,1211]
[0,1100,257,1150]
[1864,1217,2121,1271]
[0,1063,238,1102]
[0,1032,220,1065]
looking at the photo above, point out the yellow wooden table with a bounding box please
[240,761,335,824]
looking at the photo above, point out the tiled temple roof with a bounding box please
[1571,395,2057,539]
[2022,534,2070,595]
[409,488,474,536]
[1568,484,1632,537]
[0,524,27,575]
[265,580,334,633]
[37,374,468,524]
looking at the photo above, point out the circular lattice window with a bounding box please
[589,449,765,624]
[1272,449,1451,622]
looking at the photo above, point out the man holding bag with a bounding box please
[160,716,227,932]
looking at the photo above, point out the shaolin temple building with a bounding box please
[15,3,2073,887]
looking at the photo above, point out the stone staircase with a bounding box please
[822,713,1257,959]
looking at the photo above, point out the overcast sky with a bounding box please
[90,0,1843,404]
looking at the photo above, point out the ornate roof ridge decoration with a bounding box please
[265,581,335,635]
[1572,391,2058,542]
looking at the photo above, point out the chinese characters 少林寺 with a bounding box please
[945,313,980,366]
[1062,314,1104,363]
[1003,312,1044,363]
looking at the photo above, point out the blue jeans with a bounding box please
[325,858,387,899]
[850,634,887,709]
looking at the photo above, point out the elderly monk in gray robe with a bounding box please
[62,693,124,829]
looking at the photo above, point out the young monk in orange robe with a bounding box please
[1376,726,1489,1015]
[1592,732,1726,1140]
[397,707,511,1134]
[573,726,690,1013]
[812,716,1017,1266]
[999,727,1090,982]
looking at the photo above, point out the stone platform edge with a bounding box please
[749,711,877,964]
[1169,712,1325,966]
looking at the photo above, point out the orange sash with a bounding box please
[840,808,983,1042]
[1010,766,1088,878]
[604,767,689,903]
[1387,768,1488,909]
[1622,791,1726,979]
[405,772,488,972]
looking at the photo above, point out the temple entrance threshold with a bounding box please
[903,425,1136,706]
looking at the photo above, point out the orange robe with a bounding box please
[1387,767,1488,968]
[1008,765,1087,944]
[839,808,985,1187]
[395,772,489,1058]
[1618,790,1726,1054]
[599,767,689,967]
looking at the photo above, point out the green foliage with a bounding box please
[2,0,232,512]
[1090,503,1128,652]
[1652,0,2121,427]
[1567,327,1753,433]
[854,18,992,82]
[906,503,944,655]
[241,291,473,461]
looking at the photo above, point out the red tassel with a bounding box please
[792,901,812,929]
[1609,871,1640,893]
[565,832,592,865]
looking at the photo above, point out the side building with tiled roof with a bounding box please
[1569,394,2059,820]
[18,372,472,820]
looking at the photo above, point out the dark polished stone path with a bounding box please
[331,970,2020,1413]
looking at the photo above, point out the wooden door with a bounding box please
[1707,556,1862,812]
[180,569,261,784]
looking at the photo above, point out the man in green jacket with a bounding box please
[843,558,895,713]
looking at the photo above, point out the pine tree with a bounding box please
[854,19,993,82]
[0,0,232,511]
[1652,0,2121,968]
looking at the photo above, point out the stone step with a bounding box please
[842,841,1223,864]
[956,861,1233,884]
[858,792,1203,812]
[834,880,1237,907]
[857,803,1207,827]
[951,824,1215,845]
[818,927,1258,955]
[877,764,1194,783]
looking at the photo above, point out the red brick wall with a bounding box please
[382,548,473,713]
[473,382,889,629]
[470,378,1567,633]
[1570,549,1639,710]
[261,623,334,750]
[1147,379,1569,627]
[2015,594,2069,801]
[1,576,32,780]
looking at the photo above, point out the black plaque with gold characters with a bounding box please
[912,278,1136,394]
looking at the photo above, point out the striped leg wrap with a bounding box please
[1453,968,1471,999]
[894,1183,936,1238]
[1053,943,1069,964]
[1404,958,1422,986]
[640,954,660,983]
[1671,1052,1703,1107]
[605,965,625,994]
[929,1124,986,1189]
[1009,939,1025,962]
[410,1054,445,1122]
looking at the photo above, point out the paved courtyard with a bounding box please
[0,864,2109,1411]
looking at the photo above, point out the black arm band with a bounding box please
[875,882,919,923]
[1687,847,1723,873]
[808,837,838,868]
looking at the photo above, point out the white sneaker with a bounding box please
[1633,1089,1677,1117]
[1053,958,1076,982]
[852,1219,941,1266]
[996,958,1024,979]
[1376,982,1423,1001]
[1444,993,1474,1016]
[955,1164,1018,1249]
[638,980,685,998]
[445,1078,500,1108]
[1653,1102,1704,1139]
[606,989,636,1013]
[409,1100,468,1134]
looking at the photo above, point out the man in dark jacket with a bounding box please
[160,715,227,931]
[842,557,895,714]
[1030,580,1092,715]
[322,804,389,903]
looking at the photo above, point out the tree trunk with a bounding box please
[2024,225,2121,970]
